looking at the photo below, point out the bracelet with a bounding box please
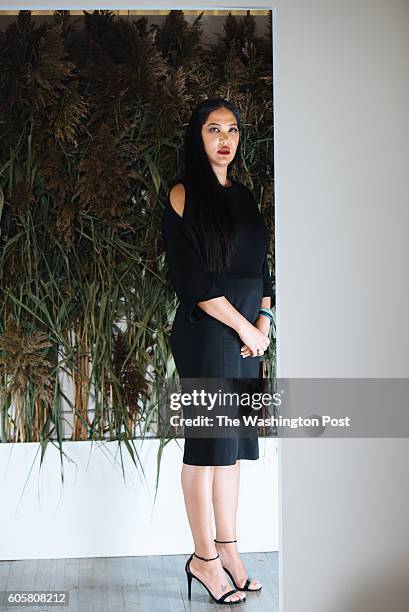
[258,308,273,323]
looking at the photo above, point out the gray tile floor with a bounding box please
[0,552,278,611]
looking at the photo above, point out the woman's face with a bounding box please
[201,107,240,170]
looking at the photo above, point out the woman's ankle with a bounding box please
[193,546,218,560]
[214,538,237,548]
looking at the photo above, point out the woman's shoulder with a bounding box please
[237,182,260,205]
[228,180,255,205]
[169,182,185,218]
[235,180,252,195]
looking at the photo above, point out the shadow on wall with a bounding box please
[334,563,409,612]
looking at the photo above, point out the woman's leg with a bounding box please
[212,460,262,590]
[181,463,246,603]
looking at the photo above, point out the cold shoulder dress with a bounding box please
[161,178,274,466]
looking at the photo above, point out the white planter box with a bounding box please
[0,438,278,560]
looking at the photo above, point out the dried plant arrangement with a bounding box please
[0,10,275,493]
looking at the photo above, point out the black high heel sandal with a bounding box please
[185,551,247,605]
[214,539,263,592]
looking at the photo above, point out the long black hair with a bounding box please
[182,98,242,274]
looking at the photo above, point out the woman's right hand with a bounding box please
[236,320,270,357]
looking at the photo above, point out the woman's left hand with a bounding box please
[241,315,270,358]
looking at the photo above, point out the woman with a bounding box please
[161,98,274,605]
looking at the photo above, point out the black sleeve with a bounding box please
[262,230,275,300]
[162,202,225,320]
[242,184,275,301]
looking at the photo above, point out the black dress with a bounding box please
[161,178,274,466]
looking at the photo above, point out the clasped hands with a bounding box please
[238,315,270,358]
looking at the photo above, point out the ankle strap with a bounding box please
[214,539,237,543]
[193,552,220,562]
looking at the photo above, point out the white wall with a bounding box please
[273,1,409,611]
[0,439,278,560]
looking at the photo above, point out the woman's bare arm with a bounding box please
[196,296,249,336]
[197,296,269,357]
